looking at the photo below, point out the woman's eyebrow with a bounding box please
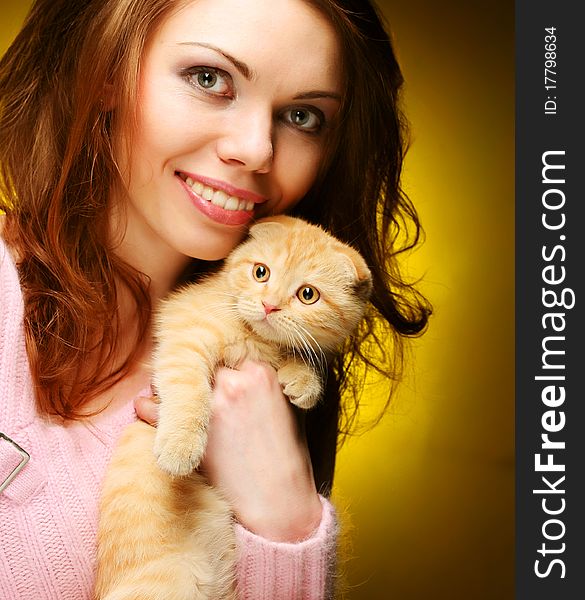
[293,91,342,102]
[177,41,342,101]
[178,41,255,80]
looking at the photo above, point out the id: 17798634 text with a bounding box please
[544,27,557,115]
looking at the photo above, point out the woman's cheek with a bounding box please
[272,147,323,209]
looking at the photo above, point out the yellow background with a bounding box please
[1,1,514,598]
[333,1,514,598]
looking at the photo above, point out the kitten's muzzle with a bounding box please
[262,301,281,315]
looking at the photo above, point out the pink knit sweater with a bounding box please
[0,238,337,599]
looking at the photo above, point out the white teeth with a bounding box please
[181,173,256,212]
[225,197,239,211]
[211,190,228,208]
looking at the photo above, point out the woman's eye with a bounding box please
[184,67,232,97]
[284,107,323,133]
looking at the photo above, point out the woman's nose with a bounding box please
[216,108,274,173]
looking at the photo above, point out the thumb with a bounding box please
[134,391,159,427]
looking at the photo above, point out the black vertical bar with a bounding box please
[516,2,584,598]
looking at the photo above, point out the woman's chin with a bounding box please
[176,226,248,262]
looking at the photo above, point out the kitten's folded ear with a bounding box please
[249,215,294,240]
[354,275,374,302]
[335,243,373,302]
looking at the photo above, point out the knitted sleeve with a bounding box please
[234,494,337,600]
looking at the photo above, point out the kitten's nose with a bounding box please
[262,301,281,315]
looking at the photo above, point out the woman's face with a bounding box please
[114,0,342,275]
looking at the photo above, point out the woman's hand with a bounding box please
[134,360,323,543]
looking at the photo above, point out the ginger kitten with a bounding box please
[96,216,372,600]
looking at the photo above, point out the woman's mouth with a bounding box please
[177,172,257,212]
[176,171,263,226]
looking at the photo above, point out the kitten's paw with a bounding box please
[285,384,320,409]
[277,363,321,410]
[153,427,207,477]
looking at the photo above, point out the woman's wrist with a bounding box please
[236,487,324,543]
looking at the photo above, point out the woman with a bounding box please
[0,0,430,598]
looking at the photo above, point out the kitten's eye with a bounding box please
[253,263,270,282]
[297,286,320,305]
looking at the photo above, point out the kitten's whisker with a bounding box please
[203,296,239,311]
[291,327,319,372]
[198,304,240,322]
[297,325,327,364]
[214,292,241,305]
[283,329,299,364]
[293,321,327,375]
[280,318,315,370]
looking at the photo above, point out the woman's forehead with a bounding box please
[152,0,342,92]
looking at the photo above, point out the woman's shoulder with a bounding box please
[0,214,9,259]
[0,216,22,310]
[1,214,8,265]
[0,214,5,245]
[1,216,12,263]
[0,214,39,431]
[0,215,20,271]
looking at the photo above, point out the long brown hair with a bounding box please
[0,0,431,491]
[0,0,184,417]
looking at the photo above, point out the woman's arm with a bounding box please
[202,361,322,541]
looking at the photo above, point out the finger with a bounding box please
[237,359,273,374]
[134,394,159,426]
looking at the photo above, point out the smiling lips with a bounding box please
[177,171,264,212]
[177,171,268,226]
